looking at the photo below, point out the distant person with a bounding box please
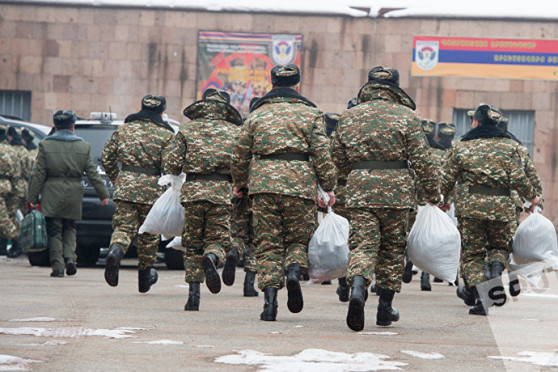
[0,124,21,256]
[27,110,109,277]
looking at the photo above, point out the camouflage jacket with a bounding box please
[101,113,175,205]
[330,130,349,205]
[10,144,34,198]
[508,141,543,210]
[231,88,337,200]
[331,86,440,209]
[0,140,20,196]
[417,146,448,205]
[441,125,537,222]
[165,100,242,205]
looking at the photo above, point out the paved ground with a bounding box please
[1,255,557,371]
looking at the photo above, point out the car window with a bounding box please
[74,126,117,164]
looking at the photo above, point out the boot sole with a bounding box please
[286,278,303,313]
[104,254,119,287]
[260,313,277,321]
[65,262,77,276]
[347,297,365,331]
[202,256,221,294]
[243,291,259,297]
[222,255,237,286]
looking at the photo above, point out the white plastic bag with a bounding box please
[139,174,185,237]
[308,187,350,283]
[166,237,186,252]
[407,204,461,282]
[512,207,558,263]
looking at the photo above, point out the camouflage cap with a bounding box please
[141,95,166,113]
[21,128,34,141]
[202,88,231,104]
[53,110,77,128]
[368,66,400,86]
[7,126,22,137]
[270,64,300,87]
[421,119,436,134]
[467,103,503,125]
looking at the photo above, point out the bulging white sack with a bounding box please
[512,208,558,263]
[139,174,185,237]
[408,204,461,282]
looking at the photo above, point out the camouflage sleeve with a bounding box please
[407,120,440,203]
[162,133,184,176]
[520,146,544,208]
[440,148,460,204]
[308,116,337,192]
[26,143,47,204]
[331,128,351,182]
[508,148,536,201]
[84,144,110,200]
[101,131,119,183]
[231,122,253,188]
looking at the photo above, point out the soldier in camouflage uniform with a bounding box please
[231,64,337,321]
[332,66,440,331]
[165,89,243,310]
[102,95,175,293]
[6,126,35,258]
[441,104,539,315]
[28,111,109,277]
[0,124,21,256]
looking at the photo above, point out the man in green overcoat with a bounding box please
[28,110,109,277]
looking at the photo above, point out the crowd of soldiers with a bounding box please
[0,125,38,258]
[2,63,543,332]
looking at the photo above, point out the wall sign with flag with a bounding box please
[412,36,558,80]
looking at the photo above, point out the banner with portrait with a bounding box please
[197,31,303,118]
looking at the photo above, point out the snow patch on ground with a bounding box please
[0,354,41,371]
[174,284,189,289]
[0,327,144,339]
[133,340,183,345]
[195,345,215,348]
[269,331,281,335]
[400,350,445,359]
[9,318,58,322]
[215,349,407,371]
[358,332,398,336]
[521,293,558,299]
[489,351,558,367]
[294,325,304,328]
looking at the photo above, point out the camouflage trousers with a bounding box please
[110,200,158,269]
[347,207,409,293]
[0,195,19,240]
[252,193,316,291]
[182,201,231,283]
[46,217,76,271]
[231,196,257,273]
[459,217,514,287]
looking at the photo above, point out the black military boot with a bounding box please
[138,267,158,293]
[243,270,259,297]
[377,288,400,326]
[420,272,431,291]
[456,282,476,306]
[104,244,124,287]
[260,287,278,321]
[509,272,521,297]
[370,282,379,295]
[469,286,487,316]
[184,282,201,311]
[7,239,22,258]
[222,247,238,286]
[286,263,303,313]
[65,258,77,276]
[336,277,350,302]
[346,276,367,331]
[50,269,64,277]
[0,238,7,255]
[202,253,221,294]
[402,259,413,283]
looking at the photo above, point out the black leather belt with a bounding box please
[0,175,10,180]
[337,179,347,187]
[121,165,160,176]
[469,185,510,196]
[259,153,310,162]
[186,173,232,182]
[352,160,408,170]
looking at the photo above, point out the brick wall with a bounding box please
[0,4,556,226]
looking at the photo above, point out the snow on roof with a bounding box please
[6,0,558,20]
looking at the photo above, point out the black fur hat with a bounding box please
[271,64,300,87]
[53,110,77,128]
[467,103,503,126]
